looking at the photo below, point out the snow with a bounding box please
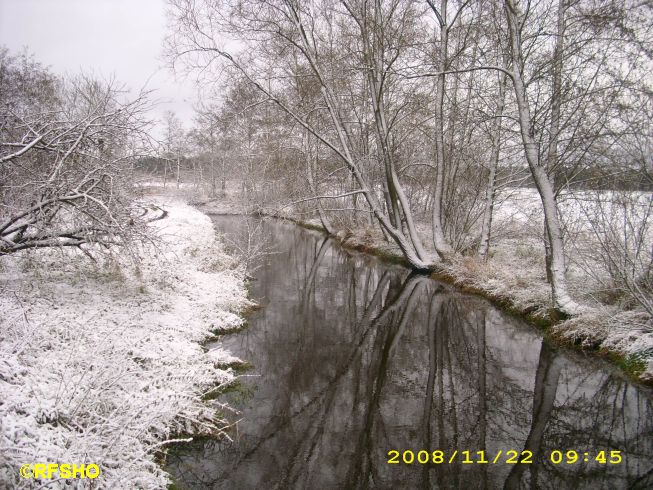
[0,195,250,488]
[446,188,653,380]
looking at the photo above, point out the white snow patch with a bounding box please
[0,196,250,488]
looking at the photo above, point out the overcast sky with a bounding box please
[0,0,196,131]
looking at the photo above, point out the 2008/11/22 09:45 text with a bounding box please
[387,450,623,465]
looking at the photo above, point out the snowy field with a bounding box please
[446,187,653,381]
[0,196,249,488]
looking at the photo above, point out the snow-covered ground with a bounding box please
[0,195,250,488]
[441,188,653,381]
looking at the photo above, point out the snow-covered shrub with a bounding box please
[0,198,249,488]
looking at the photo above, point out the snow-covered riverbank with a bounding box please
[197,185,653,384]
[0,196,249,488]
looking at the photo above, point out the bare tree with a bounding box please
[160,110,187,189]
[166,0,438,269]
[165,0,652,319]
[424,0,472,257]
[503,0,580,315]
[0,49,153,257]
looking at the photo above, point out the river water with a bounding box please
[166,215,653,490]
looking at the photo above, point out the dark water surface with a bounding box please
[166,215,653,490]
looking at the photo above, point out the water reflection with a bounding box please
[166,216,653,490]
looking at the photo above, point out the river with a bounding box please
[166,215,653,490]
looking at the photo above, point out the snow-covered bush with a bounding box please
[0,198,248,488]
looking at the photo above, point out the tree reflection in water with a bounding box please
[166,216,653,490]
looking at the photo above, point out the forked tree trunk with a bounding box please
[283,4,434,269]
[363,1,429,262]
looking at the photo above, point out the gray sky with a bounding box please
[0,0,196,131]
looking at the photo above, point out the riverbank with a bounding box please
[307,220,653,384]
[0,193,250,487]
[196,192,653,385]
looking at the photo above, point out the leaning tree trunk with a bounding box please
[362,1,429,263]
[505,0,578,316]
[368,75,429,262]
[286,4,433,269]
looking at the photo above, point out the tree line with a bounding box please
[2,1,650,320]
[163,0,652,318]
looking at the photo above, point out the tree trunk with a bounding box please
[479,72,508,260]
[176,155,180,189]
[544,0,567,284]
[306,134,334,235]
[282,4,434,269]
[363,1,429,262]
[504,0,578,316]
[431,0,454,258]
